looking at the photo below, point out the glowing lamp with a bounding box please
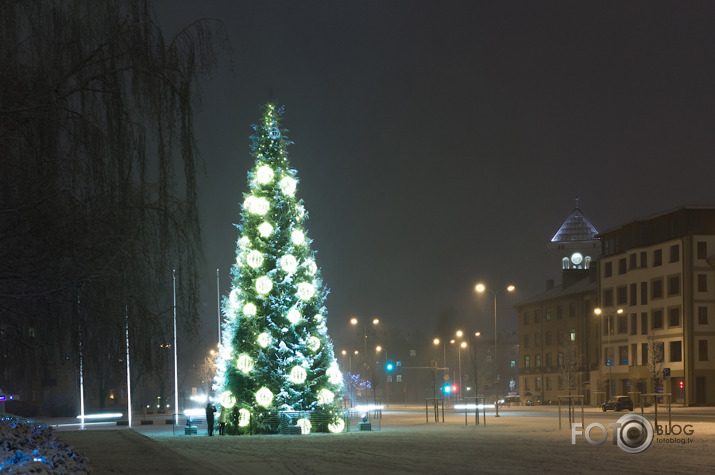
[280,254,298,274]
[305,259,318,276]
[280,176,297,196]
[236,354,254,374]
[238,408,251,427]
[317,388,334,405]
[307,336,321,352]
[326,364,342,385]
[239,236,250,249]
[258,222,273,237]
[328,418,345,433]
[291,230,305,245]
[297,418,311,434]
[243,302,257,317]
[289,366,307,384]
[255,387,273,407]
[297,282,315,301]
[257,332,271,348]
[256,276,273,294]
[219,391,236,409]
[247,250,264,269]
[287,309,302,325]
[245,196,270,215]
[255,165,274,184]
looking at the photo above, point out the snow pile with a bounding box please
[0,414,89,474]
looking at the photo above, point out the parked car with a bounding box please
[601,396,633,412]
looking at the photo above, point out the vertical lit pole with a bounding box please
[173,269,179,425]
[77,288,85,430]
[216,269,221,346]
[125,305,132,427]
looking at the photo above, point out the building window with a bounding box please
[631,343,638,366]
[546,377,552,390]
[699,340,708,361]
[535,355,541,368]
[535,377,542,391]
[651,278,663,299]
[669,244,680,263]
[534,310,541,324]
[604,261,613,278]
[630,313,637,335]
[545,353,552,367]
[524,355,530,368]
[605,316,614,336]
[535,333,541,347]
[698,306,708,325]
[524,312,530,325]
[669,341,682,362]
[642,343,648,365]
[667,275,680,296]
[697,241,707,260]
[606,347,615,366]
[619,346,629,365]
[640,251,648,268]
[641,312,648,335]
[558,376,564,389]
[697,274,707,292]
[557,330,564,345]
[558,352,564,367]
[653,249,662,267]
[652,310,663,329]
[569,303,575,318]
[396,374,402,382]
[524,335,529,348]
[524,378,530,391]
[668,307,680,328]
[603,289,614,307]
[562,257,570,269]
[654,341,665,363]
[618,258,627,275]
[545,308,551,321]
[618,314,628,334]
[570,328,576,341]
[630,283,637,306]
[556,306,563,320]
[641,282,648,305]
[545,331,552,345]
[629,253,637,270]
[617,286,627,306]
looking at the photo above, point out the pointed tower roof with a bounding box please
[551,198,599,242]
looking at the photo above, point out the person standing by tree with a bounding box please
[205,403,216,436]
[218,406,227,436]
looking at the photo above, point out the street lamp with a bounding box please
[476,283,516,417]
[433,338,447,370]
[594,307,623,400]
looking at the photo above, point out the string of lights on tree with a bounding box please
[214,102,344,434]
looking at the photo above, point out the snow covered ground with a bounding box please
[7,405,715,474]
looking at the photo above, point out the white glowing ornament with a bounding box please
[219,391,236,409]
[291,230,305,245]
[258,222,273,238]
[317,389,335,405]
[257,332,272,348]
[255,165,274,184]
[296,418,311,434]
[238,408,251,427]
[229,288,241,309]
[236,354,254,374]
[297,282,315,301]
[243,302,257,317]
[304,259,317,276]
[247,250,264,269]
[287,309,302,325]
[256,276,273,294]
[307,336,321,352]
[289,366,307,384]
[326,364,342,385]
[245,195,270,215]
[255,387,273,407]
[314,314,324,323]
[279,176,297,196]
[239,236,251,249]
[279,254,298,274]
[328,418,345,433]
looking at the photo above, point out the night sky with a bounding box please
[155,1,715,352]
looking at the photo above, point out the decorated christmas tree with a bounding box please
[214,102,344,434]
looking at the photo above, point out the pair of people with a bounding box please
[205,403,227,436]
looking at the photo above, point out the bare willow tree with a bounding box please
[647,332,665,394]
[559,340,583,396]
[0,0,227,413]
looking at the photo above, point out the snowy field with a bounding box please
[6,405,715,474]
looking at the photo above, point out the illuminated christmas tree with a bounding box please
[215,102,344,434]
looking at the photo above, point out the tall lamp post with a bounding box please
[594,308,623,400]
[476,283,515,417]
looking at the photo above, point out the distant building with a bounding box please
[594,204,715,405]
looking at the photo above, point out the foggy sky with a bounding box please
[155,1,715,351]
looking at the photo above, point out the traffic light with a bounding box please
[679,380,684,389]
[442,383,452,394]
[452,384,458,393]
[386,361,395,372]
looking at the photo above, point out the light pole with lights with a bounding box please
[475,283,515,417]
